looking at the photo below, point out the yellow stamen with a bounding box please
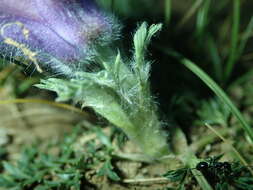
[1,22,43,73]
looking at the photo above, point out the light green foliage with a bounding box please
[196,98,230,126]
[0,127,121,189]
[97,159,120,181]
[36,23,169,158]
[0,129,85,190]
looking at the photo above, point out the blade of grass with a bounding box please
[158,45,253,142]
[181,58,253,142]
[237,16,253,59]
[207,36,222,82]
[0,99,88,117]
[176,0,204,30]
[122,177,171,184]
[164,0,171,25]
[228,16,253,89]
[110,0,115,12]
[196,0,210,37]
[224,0,240,81]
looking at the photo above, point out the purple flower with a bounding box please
[0,0,120,75]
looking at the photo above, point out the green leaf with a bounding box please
[133,22,162,82]
[224,0,240,80]
[234,178,253,190]
[163,168,189,182]
[3,162,30,180]
[0,175,16,187]
[134,22,148,61]
[93,128,113,149]
[35,185,51,190]
[97,160,120,181]
[196,98,230,126]
[215,182,229,190]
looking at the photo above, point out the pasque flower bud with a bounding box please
[1,1,169,158]
[0,0,120,75]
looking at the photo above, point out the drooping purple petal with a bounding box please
[0,0,40,20]
[0,0,120,75]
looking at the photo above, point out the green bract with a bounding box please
[36,23,169,158]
